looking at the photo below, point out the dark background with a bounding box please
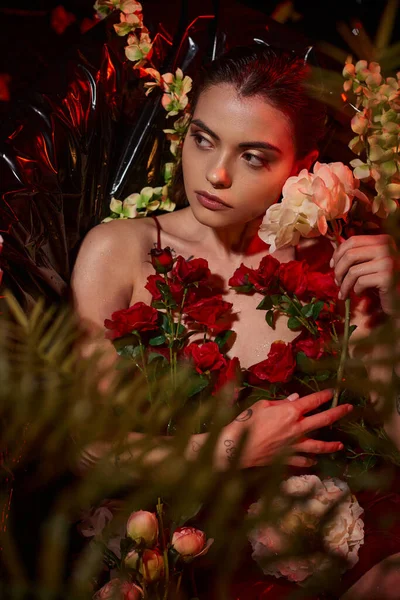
[0,0,398,118]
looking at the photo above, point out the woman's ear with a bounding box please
[292,149,319,175]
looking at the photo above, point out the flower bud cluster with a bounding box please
[342,59,400,217]
[96,0,192,222]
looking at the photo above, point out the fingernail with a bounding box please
[338,291,342,299]
[334,278,339,286]
[347,405,353,412]
[338,443,344,450]
[287,393,299,402]
[329,258,334,268]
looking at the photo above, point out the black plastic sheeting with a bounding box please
[0,0,335,310]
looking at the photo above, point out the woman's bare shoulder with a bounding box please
[77,218,154,256]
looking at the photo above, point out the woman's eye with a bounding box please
[243,153,266,168]
[191,133,213,149]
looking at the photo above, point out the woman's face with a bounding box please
[181,83,304,229]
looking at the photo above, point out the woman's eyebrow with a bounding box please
[191,118,281,154]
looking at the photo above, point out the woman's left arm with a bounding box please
[331,233,400,447]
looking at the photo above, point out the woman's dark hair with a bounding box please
[170,43,327,207]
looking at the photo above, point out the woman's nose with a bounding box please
[206,165,232,189]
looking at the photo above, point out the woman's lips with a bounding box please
[195,191,231,211]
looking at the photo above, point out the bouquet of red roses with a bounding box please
[104,245,242,434]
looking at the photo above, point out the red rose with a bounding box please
[293,330,329,360]
[307,270,339,301]
[184,341,226,374]
[228,264,255,292]
[184,296,233,333]
[248,255,280,293]
[104,302,159,339]
[145,274,165,301]
[278,260,309,298]
[212,357,242,402]
[247,341,295,385]
[172,256,211,284]
[150,246,174,274]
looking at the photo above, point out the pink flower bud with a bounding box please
[126,510,159,547]
[171,527,211,561]
[94,578,143,600]
[125,549,164,582]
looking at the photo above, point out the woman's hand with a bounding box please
[217,389,352,470]
[330,234,395,315]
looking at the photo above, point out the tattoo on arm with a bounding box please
[191,441,201,453]
[224,439,237,462]
[235,408,253,422]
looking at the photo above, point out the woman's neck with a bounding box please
[183,208,269,260]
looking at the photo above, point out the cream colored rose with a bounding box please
[312,161,368,220]
[248,476,364,585]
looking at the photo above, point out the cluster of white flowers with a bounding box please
[248,475,364,585]
[343,59,400,216]
[258,162,368,252]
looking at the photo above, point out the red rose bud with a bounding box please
[184,341,226,374]
[125,549,164,582]
[248,255,280,293]
[228,263,255,292]
[171,526,213,562]
[212,357,242,402]
[94,579,143,600]
[104,302,159,340]
[184,296,233,333]
[145,274,165,301]
[126,510,159,547]
[278,260,309,298]
[293,330,329,360]
[307,271,339,301]
[171,255,211,284]
[150,246,174,274]
[247,341,296,385]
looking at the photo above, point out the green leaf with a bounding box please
[256,296,273,310]
[312,301,325,320]
[117,344,142,360]
[265,310,275,328]
[287,317,302,331]
[187,374,210,397]
[149,334,167,346]
[349,324,358,336]
[314,371,333,382]
[296,351,315,373]
[162,312,173,334]
[176,323,186,336]
[148,351,168,364]
[271,294,281,306]
[214,329,234,350]
[301,303,314,318]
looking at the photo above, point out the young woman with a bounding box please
[71,45,399,597]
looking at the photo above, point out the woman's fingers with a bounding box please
[333,244,389,284]
[331,234,392,267]
[339,257,393,300]
[300,403,353,436]
[294,388,334,414]
[292,438,344,454]
[286,455,317,468]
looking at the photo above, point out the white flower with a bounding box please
[259,162,370,251]
[312,161,368,220]
[248,476,364,585]
[125,32,152,64]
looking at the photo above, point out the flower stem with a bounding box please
[332,297,351,408]
[138,340,153,403]
[156,498,170,599]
